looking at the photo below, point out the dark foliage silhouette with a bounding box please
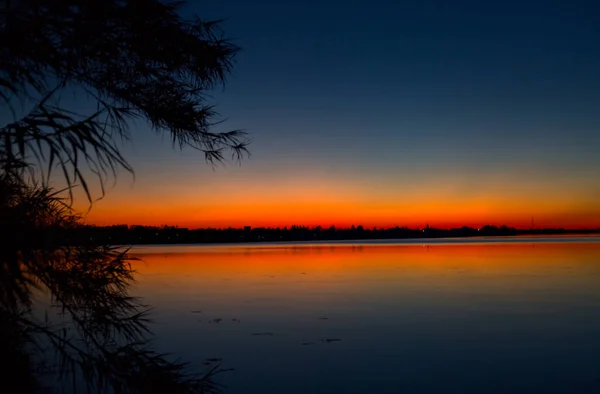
[63,224,595,246]
[1,0,244,392]
[1,170,227,393]
[1,0,248,200]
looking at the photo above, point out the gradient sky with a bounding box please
[74,0,600,229]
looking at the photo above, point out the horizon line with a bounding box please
[84,223,600,232]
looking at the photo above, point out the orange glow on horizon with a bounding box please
[80,197,600,230]
[72,166,600,230]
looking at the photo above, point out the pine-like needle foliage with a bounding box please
[1,1,245,392]
[1,0,248,201]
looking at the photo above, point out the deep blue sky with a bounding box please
[173,0,600,170]
[81,0,600,228]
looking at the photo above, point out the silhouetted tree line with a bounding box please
[63,224,598,245]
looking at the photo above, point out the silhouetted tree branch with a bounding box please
[1,0,249,201]
[0,0,245,392]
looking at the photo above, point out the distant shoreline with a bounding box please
[67,225,600,246]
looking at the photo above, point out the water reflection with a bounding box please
[130,240,600,394]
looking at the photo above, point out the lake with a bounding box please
[129,236,600,394]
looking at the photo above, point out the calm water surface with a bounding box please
[130,237,600,394]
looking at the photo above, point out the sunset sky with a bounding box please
[75,0,600,229]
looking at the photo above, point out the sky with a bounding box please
[75,0,600,229]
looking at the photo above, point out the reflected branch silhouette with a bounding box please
[1,0,246,392]
[0,169,225,393]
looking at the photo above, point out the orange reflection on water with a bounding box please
[131,242,600,276]
[126,240,600,347]
[129,242,600,303]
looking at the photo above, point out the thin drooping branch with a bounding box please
[1,93,133,201]
[0,0,249,201]
[1,2,242,392]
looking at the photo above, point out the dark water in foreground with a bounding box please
[130,237,600,394]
